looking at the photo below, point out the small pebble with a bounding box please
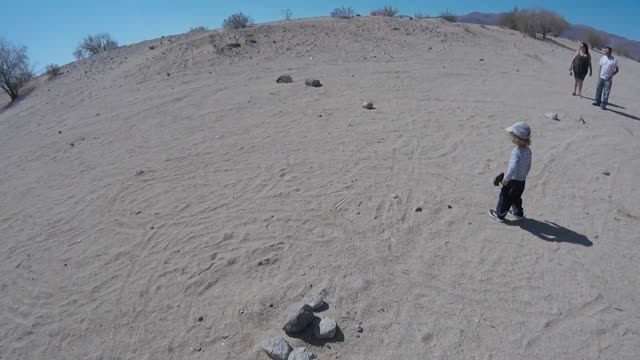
[602,171,610,176]
[356,325,363,333]
[415,207,423,212]
[198,316,203,322]
[448,205,453,209]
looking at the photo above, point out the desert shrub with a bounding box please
[498,8,535,37]
[583,30,606,49]
[533,10,569,39]
[0,38,34,101]
[498,8,519,30]
[439,10,456,22]
[514,9,537,37]
[330,6,355,18]
[73,33,118,59]
[189,26,208,33]
[45,64,61,77]
[613,46,630,58]
[223,12,252,30]
[281,8,293,20]
[414,13,429,19]
[370,6,398,17]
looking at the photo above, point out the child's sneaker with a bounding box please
[488,210,505,222]
[509,210,524,220]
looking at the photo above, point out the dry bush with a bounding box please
[223,12,252,30]
[498,8,519,30]
[73,33,118,59]
[330,6,355,18]
[0,38,34,101]
[499,8,536,37]
[583,30,606,49]
[370,6,398,17]
[281,8,293,20]
[45,64,61,77]
[533,9,569,39]
[414,12,429,19]
[439,10,456,22]
[613,46,630,58]
[189,26,208,33]
[514,9,537,37]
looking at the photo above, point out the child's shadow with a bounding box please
[505,218,593,247]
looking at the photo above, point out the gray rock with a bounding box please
[362,101,374,109]
[281,303,315,333]
[305,78,322,87]
[261,337,292,360]
[277,75,293,83]
[308,295,324,310]
[313,317,337,339]
[288,347,317,360]
[545,112,559,120]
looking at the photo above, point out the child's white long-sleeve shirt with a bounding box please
[505,146,532,182]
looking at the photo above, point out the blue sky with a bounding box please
[2,0,639,71]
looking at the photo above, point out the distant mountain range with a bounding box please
[456,12,640,60]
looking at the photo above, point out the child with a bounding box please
[489,122,532,222]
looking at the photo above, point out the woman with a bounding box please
[569,42,592,97]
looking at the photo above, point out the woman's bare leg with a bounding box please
[573,80,578,95]
[577,80,584,96]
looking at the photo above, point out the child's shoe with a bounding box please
[488,210,505,222]
[509,210,524,220]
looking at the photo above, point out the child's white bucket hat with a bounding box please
[506,122,531,139]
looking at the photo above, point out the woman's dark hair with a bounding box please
[580,42,590,56]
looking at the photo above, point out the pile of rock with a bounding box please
[261,294,337,360]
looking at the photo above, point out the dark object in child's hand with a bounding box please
[493,172,504,186]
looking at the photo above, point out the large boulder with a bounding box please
[281,303,315,333]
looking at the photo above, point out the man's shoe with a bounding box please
[488,210,505,222]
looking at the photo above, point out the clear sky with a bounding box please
[2,0,639,71]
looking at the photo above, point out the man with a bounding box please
[592,47,619,110]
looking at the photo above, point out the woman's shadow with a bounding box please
[505,218,593,246]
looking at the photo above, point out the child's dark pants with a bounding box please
[496,180,525,218]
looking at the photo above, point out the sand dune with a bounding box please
[1,16,639,359]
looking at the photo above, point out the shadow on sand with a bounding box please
[607,109,640,121]
[505,218,593,247]
[0,87,35,112]
[581,96,625,109]
[286,319,345,346]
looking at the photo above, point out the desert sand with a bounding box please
[1,16,639,359]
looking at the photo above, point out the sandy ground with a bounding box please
[1,17,640,359]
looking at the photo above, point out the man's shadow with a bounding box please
[581,96,625,109]
[505,218,593,246]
